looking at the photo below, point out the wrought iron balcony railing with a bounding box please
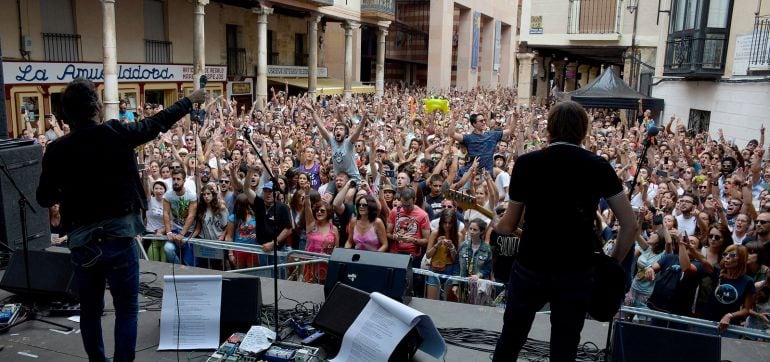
[749,15,770,73]
[663,34,728,78]
[362,0,396,20]
[42,33,82,62]
[227,47,247,76]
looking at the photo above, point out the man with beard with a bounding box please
[305,102,366,185]
[746,212,770,267]
[675,193,697,235]
[163,167,199,265]
[37,78,206,362]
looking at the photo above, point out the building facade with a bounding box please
[0,0,395,137]
[651,0,770,145]
[516,0,660,107]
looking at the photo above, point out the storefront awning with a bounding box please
[268,77,375,95]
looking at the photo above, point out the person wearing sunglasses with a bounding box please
[703,245,756,334]
[303,198,338,284]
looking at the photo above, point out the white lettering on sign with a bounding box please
[3,61,227,84]
[266,65,328,78]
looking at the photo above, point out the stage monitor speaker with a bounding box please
[324,249,413,304]
[0,143,50,251]
[220,276,262,341]
[314,283,422,361]
[611,320,721,362]
[0,249,78,302]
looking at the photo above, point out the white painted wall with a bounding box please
[652,81,770,146]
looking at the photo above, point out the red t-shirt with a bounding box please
[388,206,430,257]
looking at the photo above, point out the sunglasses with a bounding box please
[708,234,722,240]
[756,220,769,225]
[722,252,737,258]
[315,209,327,214]
[358,203,369,208]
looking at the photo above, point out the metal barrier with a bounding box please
[620,306,770,340]
[139,235,506,305]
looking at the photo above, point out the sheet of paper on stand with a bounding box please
[158,275,222,350]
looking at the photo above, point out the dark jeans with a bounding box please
[493,262,593,362]
[72,237,139,362]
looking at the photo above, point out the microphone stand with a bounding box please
[605,128,656,359]
[241,127,281,341]
[0,153,71,332]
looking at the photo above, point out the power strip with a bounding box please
[0,304,22,330]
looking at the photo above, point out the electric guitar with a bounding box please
[442,189,495,220]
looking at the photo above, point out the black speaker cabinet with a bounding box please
[324,249,413,304]
[611,321,721,362]
[220,276,262,340]
[0,249,78,302]
[0,142,50,251]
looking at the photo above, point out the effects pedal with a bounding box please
[0,304,22,329]
[48,302,80,316]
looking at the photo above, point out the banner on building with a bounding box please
[472,11,481,70]
[493,20,502,71]
[2,61,227,84]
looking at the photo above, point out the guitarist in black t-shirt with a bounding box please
[492,101,638,362]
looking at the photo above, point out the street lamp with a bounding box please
[627,0,639,13]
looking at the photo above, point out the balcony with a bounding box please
[298,0,334,5]
[566,0,622,40]
[42,33,82,62]
[663,35,728,78]
[145,40,173,64]
[749,15,770,74]
[361,0,396,21]
[227,47,247,76]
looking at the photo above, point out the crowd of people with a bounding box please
[34,84,770,336]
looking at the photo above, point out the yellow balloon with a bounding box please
[423,98,450,114]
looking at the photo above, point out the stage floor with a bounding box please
[1,259,768,361]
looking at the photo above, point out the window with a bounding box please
[688,109,710,134]
[227,25,246,76]
[40,0,80,61]
[664,0,733,78]
[294,33,307,66]
[144,0,171,63]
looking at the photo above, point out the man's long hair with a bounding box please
[61,78,102,129]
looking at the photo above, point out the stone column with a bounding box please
[375,26,388,99]
[516,53,534,108]
[479,16,495,88]
[102,0,118,120]
[193,0,208,91]
[253,5,273,110]
[307,14,322,99]
[342,21,359,99]
[427,0,453,90]
[455,8,474,90]
[499,23,514,87]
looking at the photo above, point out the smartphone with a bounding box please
[385,170,395,178]
[656,169,668,177]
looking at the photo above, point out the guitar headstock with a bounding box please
[443,188,477,210]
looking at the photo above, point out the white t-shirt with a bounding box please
[675,214,697,236]
[163,188,198,231]
[495,171,510,202]
[145,197,165,233]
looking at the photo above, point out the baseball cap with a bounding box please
[262,181,274,190]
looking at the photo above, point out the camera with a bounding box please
[349,180,357,188]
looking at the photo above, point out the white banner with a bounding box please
[3,61,227,84]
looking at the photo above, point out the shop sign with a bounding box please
[266,65,328,78]
[530,16,543,35]
[3,61,227,84]
[231,82,252,94]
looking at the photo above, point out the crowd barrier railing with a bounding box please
[620,306,770,340]
[139,235,507,305]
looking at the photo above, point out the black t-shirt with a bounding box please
[332,203,355,245]
[654,254,707,316]
[255,198,292,246]
[508,143,623,272]
[704,270,756,322]
[490,229,520,283]
[424,193,445,221]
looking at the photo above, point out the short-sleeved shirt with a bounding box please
[462,130,503,173]
[329,138,361,181]
[704,272,756,322]
[388,206,431,257]
[508,142,623,272]
[655,253,707,315]
[229,214,257,244]
[163,189,198,231]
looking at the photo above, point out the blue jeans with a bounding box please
[71,237,139,362]
[256,246,289,279]
[493,262,593,362]
[163,230,195,266]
